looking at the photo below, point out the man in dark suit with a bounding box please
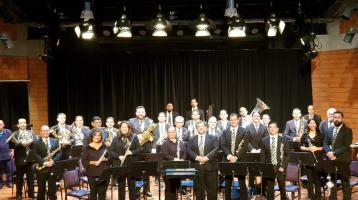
[188,121,218,200]
[221,113,249,200]
[185,110,205,137]
[284,108,307,151]
[174,116,191,142]
[50,113,72,159]
[319,108,336,137]
[323,111,352,200]
[83,116,109,147]
[239,107,251,128]
[164,102,179,126]
[69,115,90,146]
[128,106,154,197]
[303,105,322,125]
[207,116,222,140]
[153,112,170,150]
[260,121,289,200]
[217,109,230,132]
[0,120,13,189]
[9,118,35,200]
[32,125,62,200]
[185,98,205,121]
[247,112,268,153]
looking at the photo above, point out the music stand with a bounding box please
[70,145,83,158]
[138,153,163,161]
[131,161,160,200]
[246,162,275,197]
[243,152,260,162]
[160,160,191,170]
[52,158,79,176]
[288,141,300,152]
[99,166,128,200]
[321,159,339,196]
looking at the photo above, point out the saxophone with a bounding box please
[35,144,62,171]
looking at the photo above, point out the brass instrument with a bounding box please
[105,128,116,145]
[6,130,33,154]
[249,98,270,115]
[297,117,305,139]
[49,129,58,138]
[137,123,157,146]
[35,143,62,171]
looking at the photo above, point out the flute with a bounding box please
[97,149,108,165]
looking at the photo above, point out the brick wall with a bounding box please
[0,56,48,133]
[311,49,358,141]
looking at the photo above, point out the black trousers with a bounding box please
[15,163,34,198]
[330,161,351,200]
[224,175,247,200]
[194,166,217,200]
[87,176,108,200]
[36,170,57,200]
[164,177,180,199]
[118,176,136,200]
[305,165,322,200]
[263,170,287,200]
[0,159,13,184]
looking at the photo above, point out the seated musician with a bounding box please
[161,127,187,199]
[32,125,62,200]
[110,121,143,200]
[259,122,289,200]
[82,128,111,200]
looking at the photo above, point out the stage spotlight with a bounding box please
[75,20,95,40]
[0,32,14,48]
[228,17,246,38]
[265,13,285,37]
[113,7,132,38]
[343,27,357,43]
[224,0,238,18]
[152,5,168,37]
[341,4,358,20]
[300,33,315,46]
[195,5,211,37]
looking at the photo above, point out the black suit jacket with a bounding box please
[188,133,219,171]
[164,111,179,125]
[323,124,352,163]
[221,126,248,161]
[185,108,205,121]
[303,114,321,125]
[9,130,35,165]
[319,120,334,137]
[32,137,62,171]
[110,135,143,166]
[246,123,268,151]
[259,135,290,169]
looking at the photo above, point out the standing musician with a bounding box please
[129,106,154,197]
[164,102,179,127]
[69,115,90,146]
[161,127,187,199]
[259,121,289,200]
[299,119,324,200]
[207,116,222,140]
[284,108,307,151]
[110,121,143,200]
[32,125,62,200]
[323,111,352,200]
[153,112,170,149]
[174,116,191,142]
[83,116,106,147]
[8,118,35,200]
[82,128,111,200]
[239,107,251,128]
[319,108,336,137]
[105,117,118,147]
[185,110,204,137]
[221,113,249,200]
[303,105,322,126]
[185,98,205,121]
[50,113,72,159]
[261,114,271,127]
[0,120,13,189]
[187,121,218,200]
[217,109,230,132]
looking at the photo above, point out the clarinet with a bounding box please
[306,134,318,163]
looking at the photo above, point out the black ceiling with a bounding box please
[5,0,338,24]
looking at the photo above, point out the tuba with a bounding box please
[250,98,270,115]
[137,123,157,146]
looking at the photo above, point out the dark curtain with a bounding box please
[0,82,29,131]
[48,49,312,130]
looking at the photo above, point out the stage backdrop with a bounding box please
[48,49,312,130]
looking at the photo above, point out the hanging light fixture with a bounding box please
[195,5,211,37]
[152,5,167,37]
[228,16,246,37]
[343,27,357,43]
[224,0,238,18]
[113,6,132,38]
[74,1,95,40]
[265,13,285,37]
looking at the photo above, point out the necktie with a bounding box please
[255,124,259,132]
[271,137,277,165]
[177,129,182,140]
[332,127,338,148]
[231,129,236,155]
[139,120,143,132]
[168,113,172,125]
[199,135,204,156]
[45,139,50,152]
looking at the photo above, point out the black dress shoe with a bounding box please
[7,183,13,188]
[145,191,152,197]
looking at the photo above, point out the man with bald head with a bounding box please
[32,125,62,200]
[0,120,13,189]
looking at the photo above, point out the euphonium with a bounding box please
[137,123,157,146]
[250,98,270,115]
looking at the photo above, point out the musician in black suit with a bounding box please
[323,111,352,200]
[217,109,230,132]
[188,121,218,200]
[82,128,111,200]
[174,116,191,142]
[164,102,179,126]
[221,113,249,200]
[110,121,143,200]
[185,98,205,121]
[207,116,222,140]
[50,113,72,159]
[161,127,187,199]
[104,117,119,147]
[262,114,271,127]
[32,125,62,200]
[284,108,307,143]
[319,108,336,137]
[153,112,170,149]
[9,118,35,200]
[303,105,322,126]
[83,116,108,147]
[128,106,154,197]
[259,121,289,200]
[239,107,251,128]
[69,115,90,146]
[299,119,324,200]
